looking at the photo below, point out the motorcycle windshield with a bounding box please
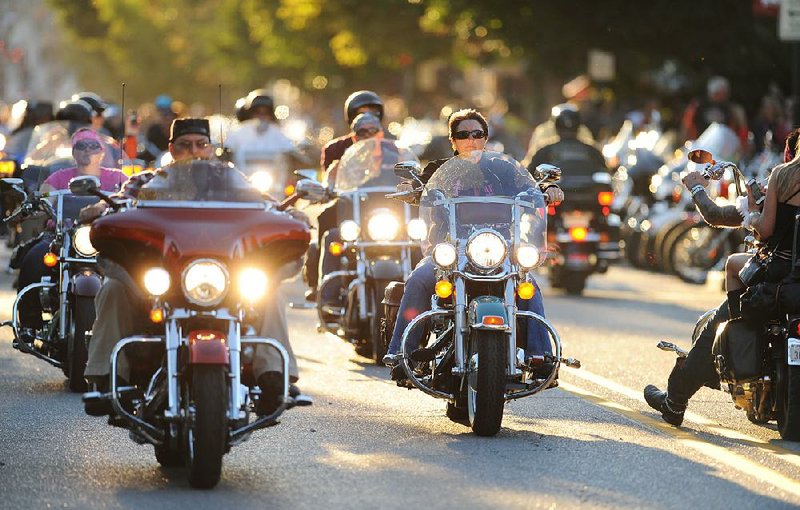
[23,121,118,168]
[135,159,264,204]
[334,139,418,191]
[420,150,547,250]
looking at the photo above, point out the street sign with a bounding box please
[780,0,800,41]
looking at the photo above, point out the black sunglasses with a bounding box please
[174,140,211,151]
[356,127,380,137]
[453,129,486,140]
[73,140,102,151]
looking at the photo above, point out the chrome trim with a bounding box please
[230,337,290,442]
[505,311,562,400]
[110,336,166,443]
[399,309,455,399]
[135,201,267,209]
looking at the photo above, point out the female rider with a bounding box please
[15,128,126,336]
[383,108,564,375]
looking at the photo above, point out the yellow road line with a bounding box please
[563,367,800,468]
[560,381,800,497]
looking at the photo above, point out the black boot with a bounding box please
[256,371,283,417]
[727,289,745,320]
[644,384,686,426]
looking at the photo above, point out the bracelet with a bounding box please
[743,211,761,230]
[690,185,706,197]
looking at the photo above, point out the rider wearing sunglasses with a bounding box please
[385,109,564,378]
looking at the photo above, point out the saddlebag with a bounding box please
[712,318,766,383]
[381,281,405,349]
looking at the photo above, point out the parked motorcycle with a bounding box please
[1,178,100,391]
[317,138,423,362]
[78,161,318,488]
[384,152,580,436]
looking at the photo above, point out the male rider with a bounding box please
[643,152,750,426]
[83,118,306,416]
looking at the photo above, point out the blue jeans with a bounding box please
[387,258,550,357]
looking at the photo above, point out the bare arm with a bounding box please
[752,170,778,239]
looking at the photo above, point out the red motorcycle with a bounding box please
[77,160,319,488]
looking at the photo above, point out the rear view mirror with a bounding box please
[688,149,714,165]
[0,177,24,192]
[69,175,100,195]
[394,161,423,181]
[295,179,327,203]
[294,169,319,182]
[533,164,561,184]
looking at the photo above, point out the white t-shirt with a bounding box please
[226,120,295,170]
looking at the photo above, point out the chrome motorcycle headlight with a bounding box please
[72,225,97,257]
[143,267,170,297]
[407,218,427,241]
[432,243,457,268]
[340,220,360,242]
[239,267,268,302]
[367,211,399,241]
[516,244,540,269]
[250,171,273,193]
[182,259,229,306]
[466,231,506,269]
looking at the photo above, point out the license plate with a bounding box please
[789,338,800,366]
[562,211,592,228]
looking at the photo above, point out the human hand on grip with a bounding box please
[681,171,708,190]
[544,186,564,206]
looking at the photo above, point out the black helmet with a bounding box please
[344,90,383,125]
[71,91,107,115]
[552,103,580,133]
[234,96,250,122]
[245,89,274,111]
[55,100,92,124]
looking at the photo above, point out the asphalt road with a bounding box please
[1,264,799,509]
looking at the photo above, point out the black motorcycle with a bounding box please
[316,139,423,362]
[1,178,101,391]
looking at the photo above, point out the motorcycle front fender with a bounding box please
[367,258,404,281]
[188,330,230,365]
[71,271,102,297]
[467,296,510,331]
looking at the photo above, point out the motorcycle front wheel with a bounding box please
[186,365,228,489]
[67,296,94,392]
[466,330,506,436]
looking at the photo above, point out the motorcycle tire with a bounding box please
[155,444,184,467]
[467,330,506,437]
[187,365,228,489]
[67,297,94,393]
[446,401,469,425]
[777,363,800,441]
[369,280,391,364]
[669,223,730,285]
[563,273,586,295]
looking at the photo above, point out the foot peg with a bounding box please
[657,341,688,358]
[561,357,581,369]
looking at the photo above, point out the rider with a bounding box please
[71,92,110,135]
[14,128,127,337]
[383,108,564,373]
[642,133,800,426]
[82,118,307,416]
[315,112,386,310]
[225,88,305,172]
[526,104,607,180]
[306,96,386,302]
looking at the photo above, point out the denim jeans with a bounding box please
[387,258,550,356]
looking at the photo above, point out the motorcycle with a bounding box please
[385,151,580,436]
[316,138,423,362]
[657,149,800,440]
[77,160,318,488]
[1,178,100,391]
[239,150,297,199]
[547,168,621,295]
